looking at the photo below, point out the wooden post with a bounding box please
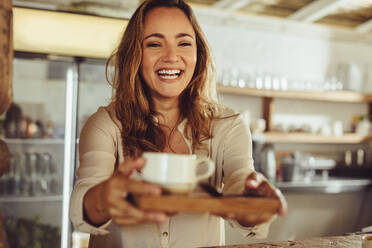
[262,97,273,132]
[0,1,12,247]
[0,0,13,115]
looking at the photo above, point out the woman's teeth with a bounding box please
[157,69,181,79]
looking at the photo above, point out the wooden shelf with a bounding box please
[217,85,372,144]
[253,132,372,144]
[217,85,372,103]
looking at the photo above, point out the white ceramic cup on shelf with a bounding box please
[332,120,343,136]
[142,152,215,194]
[250,118,266,134]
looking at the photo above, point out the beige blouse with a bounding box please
[69,104,274,248]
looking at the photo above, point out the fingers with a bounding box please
[115,218,144,226]
[117,157,145,177]
[244,172,288,216]
[143,211,168,223]
[102,176,166,227]
[255,184,287,216]
[245,171,264,188]
[211,211,273,227]
[211,212,236,220]
[234,213,273,227]
[275,189,288,216]
[245,172,277,197]
[244,172,268,196]
[122,178,162,196]
[109,198,167,225]
[114,211,168,226]
[108,199,144,220]
[165,211,177,217]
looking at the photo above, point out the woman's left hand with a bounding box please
[224,171,287,227]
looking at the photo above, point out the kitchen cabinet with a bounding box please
[217,85,372,144]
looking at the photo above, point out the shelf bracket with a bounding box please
[262,97,274,132]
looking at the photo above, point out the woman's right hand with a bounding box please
[84,157,168,226]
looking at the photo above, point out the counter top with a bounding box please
[208,234,363,248]
[276,177,372,194]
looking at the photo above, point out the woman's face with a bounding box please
[141,7,197,101]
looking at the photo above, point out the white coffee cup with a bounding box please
[142,152,215,194]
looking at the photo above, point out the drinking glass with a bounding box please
[279,77,288,91]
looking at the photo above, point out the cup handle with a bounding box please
[195,157,215,182]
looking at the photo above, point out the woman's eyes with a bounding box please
[179,42,192,47]
[144,42,193,48]
[146,43,161,47]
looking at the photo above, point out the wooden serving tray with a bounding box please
[133,195,280,215]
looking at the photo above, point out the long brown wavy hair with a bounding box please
[106,0,220,157]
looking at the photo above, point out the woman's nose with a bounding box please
[162,46,179,62]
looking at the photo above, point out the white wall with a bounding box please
[197,11,372,82]
[197,13,372,139]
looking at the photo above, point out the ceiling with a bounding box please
[13,0,372,33]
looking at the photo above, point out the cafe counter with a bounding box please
[209,234,366,248]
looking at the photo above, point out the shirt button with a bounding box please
[162,232,169,238]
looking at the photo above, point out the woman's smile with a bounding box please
[156,68,184,81]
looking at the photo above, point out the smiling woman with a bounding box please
[106,0,217,158]
[69,0,287,247]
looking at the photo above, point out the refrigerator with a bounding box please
[0,53,111,248]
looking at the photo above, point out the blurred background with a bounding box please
[1,0,372,247]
